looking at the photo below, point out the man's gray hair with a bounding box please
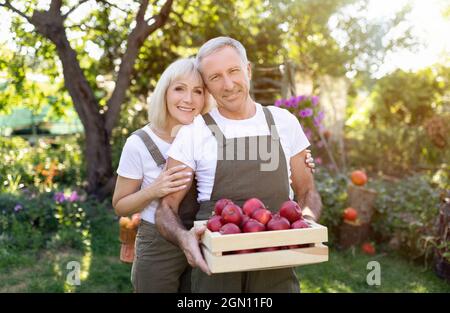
[196,37,248,71]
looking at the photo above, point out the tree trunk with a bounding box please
[16,0,174,198]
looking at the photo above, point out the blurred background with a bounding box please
[0,0,449,292]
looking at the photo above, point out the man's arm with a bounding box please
[290,150,322,221]
[155,157,211,274]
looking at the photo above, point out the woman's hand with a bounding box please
[305,149,315,173]
[148,164,193,198]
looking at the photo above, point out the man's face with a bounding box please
[199,46,252,113]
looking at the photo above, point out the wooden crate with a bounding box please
[194,220,329,273]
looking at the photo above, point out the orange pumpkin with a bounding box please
[362,242,376,255]
[351,170,368,186]
[343,207,358,222]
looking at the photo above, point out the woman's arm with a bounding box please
[112,176,156,217]
[112,165,193,217]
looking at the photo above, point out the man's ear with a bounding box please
[246,62,252,80]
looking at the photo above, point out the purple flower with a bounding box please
[316,157,322,165]
[284,97,294,107]
[304,128,313,140]
[274,99,283,107]
[14,204,23,212]
[299,108,313,118]
[297,95,306,103]
[318,111,325,119]
[68,191,79,203]
[311,96,319,106]
[54,192,66,204]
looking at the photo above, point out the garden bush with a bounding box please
[371,175,442,264]
[0,135,84,193]
[0,189,92,257]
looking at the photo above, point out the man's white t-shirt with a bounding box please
[116,125,170,223]
[168,103,310,202]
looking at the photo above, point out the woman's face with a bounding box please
[166,72,205,127]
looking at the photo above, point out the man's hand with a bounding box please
[181,225,211,275]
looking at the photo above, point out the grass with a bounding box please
[1,210,449,293]
[297,247,450,293]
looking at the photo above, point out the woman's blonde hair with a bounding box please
[148,58,214,129]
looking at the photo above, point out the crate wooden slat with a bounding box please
[194,220,329,273]
[203,243,328,273]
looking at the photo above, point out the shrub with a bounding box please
[0,136,84,193]
[315,169,348,242]
[0,189,90,255]
[372,175,441,263]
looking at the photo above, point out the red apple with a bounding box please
[214,198,234,216]
[279,200,302,223]
[291,219,310,229]
[221,204,243,225]
[266,214,290,231]
[240,214,250,228]
[258,247,279,252]
[243,198,266,216]
[219,223,241,235]
[207,215,223,232]
[242,218,266,233]
[251,209,272,225]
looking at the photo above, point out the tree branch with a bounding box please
[95,0,129,15]
[0,1,33,24]
[49,0,63,14]
[104,0,174,135]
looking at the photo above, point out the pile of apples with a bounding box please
[206,198,311,253]
[207,198,310,234]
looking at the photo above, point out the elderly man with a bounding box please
[155,36,322,293]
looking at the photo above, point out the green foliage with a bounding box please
[346,65,450,176]
[0,190,90,256]
[372,175,441,263]
[315,169,349,241]
[371,68,448,126]
[0,136,84,193]
[280,0,415,82]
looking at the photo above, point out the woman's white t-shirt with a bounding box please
[168,103,310,202]
[116,125,170,223]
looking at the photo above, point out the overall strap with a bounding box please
[132,127,166,167]
[202,113,226,142]
[262,107,280,140]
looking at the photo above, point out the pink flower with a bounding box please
[311,96,319,106]
[304,128,313,140]
[299,108,313,118]
[68,191,79,203]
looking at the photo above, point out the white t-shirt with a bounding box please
[167,103,310,202]
[116,125,170,223]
